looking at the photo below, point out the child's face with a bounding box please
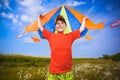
[55,20,66,33]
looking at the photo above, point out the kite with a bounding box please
[17,5,104,42]
[31,37,41,42]
[110,20,120,28]
[84,35,93,40]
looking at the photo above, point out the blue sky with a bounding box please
[0,0,120,58]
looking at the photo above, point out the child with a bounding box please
[38,15,88,80]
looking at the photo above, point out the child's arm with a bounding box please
[79,16,88,33]
[38,15,44,32]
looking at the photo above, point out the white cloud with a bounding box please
[20,15,32,22]
[22,31,40,43]
[0,11,24,30]
[68,1,87,7]
[0,12,6,17]
[17,0,46,23]
[23,36,33,43]
[0,12,19,24]
[4,0,12,10]
[18,0,34,7]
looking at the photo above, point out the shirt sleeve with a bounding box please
[42,28,52,40]
[70,30,80,41]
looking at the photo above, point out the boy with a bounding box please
[38,15,88,80]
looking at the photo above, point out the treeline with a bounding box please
[102,52,120,61]
[0,53,50,63]
[0,53,50,67]
[0,52,120,64]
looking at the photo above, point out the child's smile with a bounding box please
[55,20,66,32]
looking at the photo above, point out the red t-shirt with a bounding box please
[42,29,80,74]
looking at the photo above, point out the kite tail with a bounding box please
[16,31,25,38]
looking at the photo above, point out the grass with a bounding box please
[0,53,120,80]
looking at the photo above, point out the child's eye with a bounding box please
[62,22,64,24]
[56,23,59,24]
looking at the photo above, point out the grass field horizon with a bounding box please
[0,53,120,80]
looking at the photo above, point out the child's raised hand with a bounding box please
[83,16,88,20]
[38,14,43,32]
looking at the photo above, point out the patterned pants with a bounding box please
[47,71,74,80]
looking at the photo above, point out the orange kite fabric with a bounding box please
[84,35,93,40]
[66,6,104,30]
[25,7,60,32]
[31,37,40,42]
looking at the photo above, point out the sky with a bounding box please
[0,0,120,58]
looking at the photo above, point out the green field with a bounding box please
[0,54,120,80]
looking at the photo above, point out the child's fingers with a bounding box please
[85,16,88,19]
[83,16,88,20]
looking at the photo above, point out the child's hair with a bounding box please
[55,15,66,25]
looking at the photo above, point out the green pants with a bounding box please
[47,71,74,80]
